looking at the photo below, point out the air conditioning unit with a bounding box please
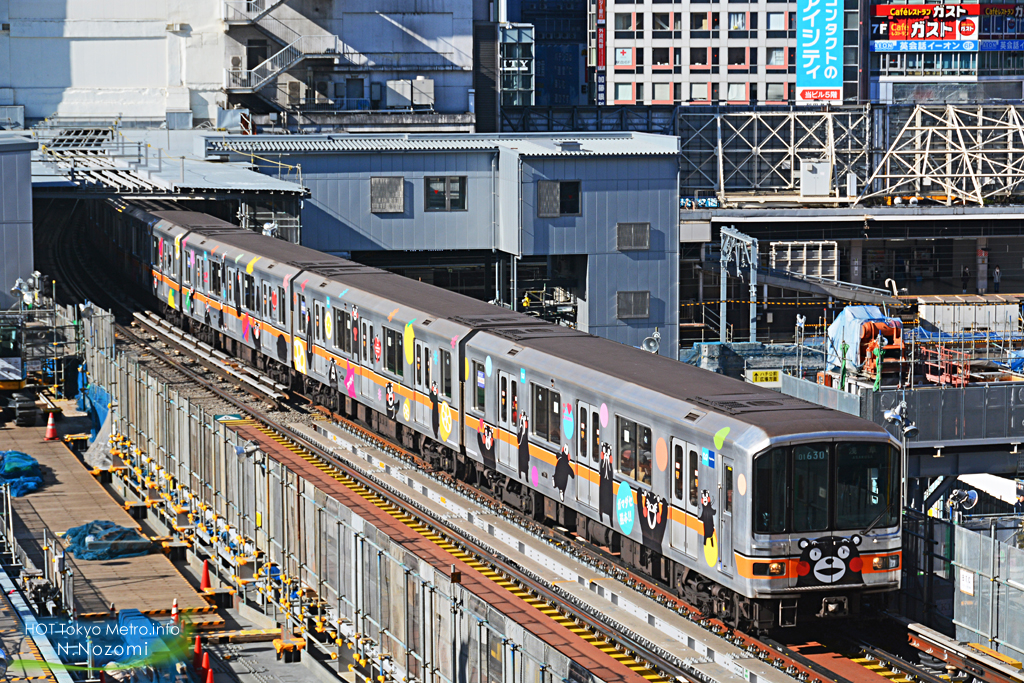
[412,76,435,106]
[166,23,186,32]
[386,80,412,108]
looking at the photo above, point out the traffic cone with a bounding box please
[171,598,179,624]
[192,637,202,671]
[205,667,214,683]
[200,560,211,592]
[44,412,57,441]
[201,652,210,678]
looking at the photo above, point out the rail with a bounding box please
[225,35,341,91]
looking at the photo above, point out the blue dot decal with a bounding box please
[485,355,492,377]
[615,482,635,535]
[561,403,574,441]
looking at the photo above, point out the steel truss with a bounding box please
[857,104,1024,206]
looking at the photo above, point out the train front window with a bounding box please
[792,443,830,533]
[754,447,788,534]
[835,443,899,530]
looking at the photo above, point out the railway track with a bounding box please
[39,203,993,683]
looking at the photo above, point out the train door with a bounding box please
[414,340,427,425]
[670,438,698,558]
[576,402,599,509]
[719,457,734,577]
[360,320,371,397]
[497,371,516,469]
[697,446,720,571]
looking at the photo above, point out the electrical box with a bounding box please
[412,77,435,106]
[800,161,832,197]
[386,80,412,108]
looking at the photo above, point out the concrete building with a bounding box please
[587,0,866,106]
[199,131,682,355]
[0,135,35,310]
[0,0,481,129]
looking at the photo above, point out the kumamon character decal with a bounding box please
[304,312,314,370]
[553,444,575,502]
[476,419,496,470]
[637,490,668,554]
[699,489,718,568]
[276,331,288,362]
[517,411,531,480]
[328,357,339,391]
[251,319,261,348]
[599,442,614,524]
[429,380,440,439]
[796,536,864,587]
[385,382,399,421]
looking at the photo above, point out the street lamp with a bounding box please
[884,400,918,506]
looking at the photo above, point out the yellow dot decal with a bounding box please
[439,402,452,442]
[737,473,747,496]
[704,532,718,568]
[404,323,415,365]
[168,289,176,309]
[402,399,411,422]
[325,312,333,339]
[293,338,306,374]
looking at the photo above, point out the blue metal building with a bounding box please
[200,132,681,355]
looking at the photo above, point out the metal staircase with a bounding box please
[222,1,342,94]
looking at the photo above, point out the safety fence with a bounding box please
[80,307,595,683]
[953,519,1024,661]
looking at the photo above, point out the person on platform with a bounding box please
[994,265,1002,293]
[962,266,970,294]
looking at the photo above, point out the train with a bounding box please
[87,198,903,631]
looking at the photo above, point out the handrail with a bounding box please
[225,35,341,91]
[223,0,285,24]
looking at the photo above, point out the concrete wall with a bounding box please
[520,156,680,354]
[0,138,34,310]
[0,0,225,120]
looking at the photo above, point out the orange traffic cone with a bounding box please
[200,560,211,592]
[44,412,57,441]
[171,598,179,624]
[200,652,210,678]
[205,668,214,683]
[192,637,202,671]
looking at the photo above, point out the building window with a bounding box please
[767,47,785,66]
[384,327,404,377]
[614,47,633,66]
[614,82,633,101]
[653,13,671,30]
[690,48,708,66]
[370,176,405,213]
[766,82,786,100]
[727,82,746,100]
[616,222,651,251]
[473,360,486,410]
[636,82,645,101]
[424,176,467,212]
[537,180,581,217]
[690,12,709,30]
[617,290,650,319]
[652,47,670,65]
[691,82,708,100]
[767,12,785,30]
[614,13,633,29]
[616,415,652,484]
[653,82,671,101]
[728,47,746,65]
[728,12,746,29]
[531,383,561,445]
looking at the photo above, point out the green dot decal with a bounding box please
[714,427,730,450]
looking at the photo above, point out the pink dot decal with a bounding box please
[530,466,539,488]
[599,403,608,428]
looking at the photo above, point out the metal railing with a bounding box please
[225,34,341,91]
[222,0,286,23]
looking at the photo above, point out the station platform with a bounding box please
[0,401,214,622]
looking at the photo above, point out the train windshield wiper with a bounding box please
[861,499,895,536]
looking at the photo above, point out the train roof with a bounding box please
[132,205,888,440]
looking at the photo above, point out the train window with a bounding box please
[689,448,699,507]
[531,384,561,445]
[384,327,404,377]
[473,361,486,411]
[725,466,733,513]
[152,237,159,265]
[261,282,269,316]
[243,274,256,311]
[674,443,684,499]
[617,416,636,479]
[277,286,286,325]
[314,302,324,342]
[441,350,452,398]
[361,322,368,361]
[578,405,587,462]
[184,251,193,286]
[211,262,222,294]
[415,345,422,385]
[226,269,236,308]
[334,308,350,353]
[592,412,600,463]
[835,443,899,530]
[510,380,518,423]
[792,443,829,532]
[424,347,431,389]
[500,375,508,422]
[754,448,789,534]
[297,294,307,332]
[637,426,652,485]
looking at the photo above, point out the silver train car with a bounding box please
[90,199,903,631]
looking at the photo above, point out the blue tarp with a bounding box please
[1011,351,1024,373]
[116,609,174,668]
[826,305,901,371]
[64,521,151,561]
[0,451,42,497]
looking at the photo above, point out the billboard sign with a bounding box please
[797,0,843,102]
[872,4,979,43]
[597,26,606,70]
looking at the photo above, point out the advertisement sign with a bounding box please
[596,72,607,105]
[871,39,976,50]
[797,0,843,102]
[597,0,606,24]
[872,4,979,45]
[597,26,606,70]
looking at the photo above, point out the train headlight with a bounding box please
[872,555,900,570]
[768,562,785,576]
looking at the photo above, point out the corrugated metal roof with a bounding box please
[202,132,680,158]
